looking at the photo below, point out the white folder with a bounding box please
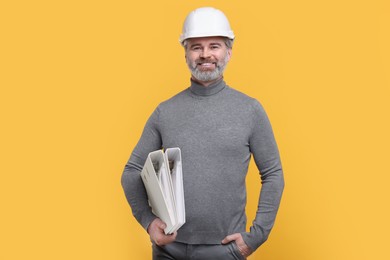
[140,148,185,234]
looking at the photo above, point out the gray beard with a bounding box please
[186,55,229,82]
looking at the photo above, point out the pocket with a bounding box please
[229,241,246,260]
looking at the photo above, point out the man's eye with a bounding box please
[192,47,201,51]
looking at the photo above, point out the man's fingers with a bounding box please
[221,233,240,244]
[148,218,177,246]
[159,223,166,230]
[155,232,177,246]
[221,233,252,257]
[153,218,166,230]
[168,231,177,242]
[149,219,177,246]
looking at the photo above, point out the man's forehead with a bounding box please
[187,36,226,46]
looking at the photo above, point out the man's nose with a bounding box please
[200,48,211,58]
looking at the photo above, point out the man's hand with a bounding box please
[147,218,177,246]
[222,233,252,258]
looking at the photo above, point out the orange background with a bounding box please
[1,1,389,259]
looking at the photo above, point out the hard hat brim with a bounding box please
[179,32,235,45]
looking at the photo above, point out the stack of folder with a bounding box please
[141,148,185,234]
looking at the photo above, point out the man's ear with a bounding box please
[227,49,232,61]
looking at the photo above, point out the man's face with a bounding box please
[185,37,232,84]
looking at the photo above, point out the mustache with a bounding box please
[195,58,217,64]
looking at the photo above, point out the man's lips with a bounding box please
[196,61,217,69]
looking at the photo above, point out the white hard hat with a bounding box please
[179,7,235,45]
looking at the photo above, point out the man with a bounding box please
[121,7,284,260]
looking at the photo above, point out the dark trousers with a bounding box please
[152,241,245,260]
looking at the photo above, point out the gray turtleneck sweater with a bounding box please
[121,79,284,251]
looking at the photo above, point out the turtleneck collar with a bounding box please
[189,78,226,97]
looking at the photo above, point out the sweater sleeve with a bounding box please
[121,107,163,230]
[241,100,285,251]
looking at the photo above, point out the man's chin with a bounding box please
[196,67,216,72]
[192,74,222,83]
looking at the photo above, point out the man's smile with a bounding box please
[197,61,217,70]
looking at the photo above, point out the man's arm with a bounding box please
[241,100,285,251]
[121,107,162,230]
[121,107,181,246]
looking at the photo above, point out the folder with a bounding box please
[141,148,185,234]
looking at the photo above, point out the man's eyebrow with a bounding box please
[190,42,222,47]
[189,43,202,48]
